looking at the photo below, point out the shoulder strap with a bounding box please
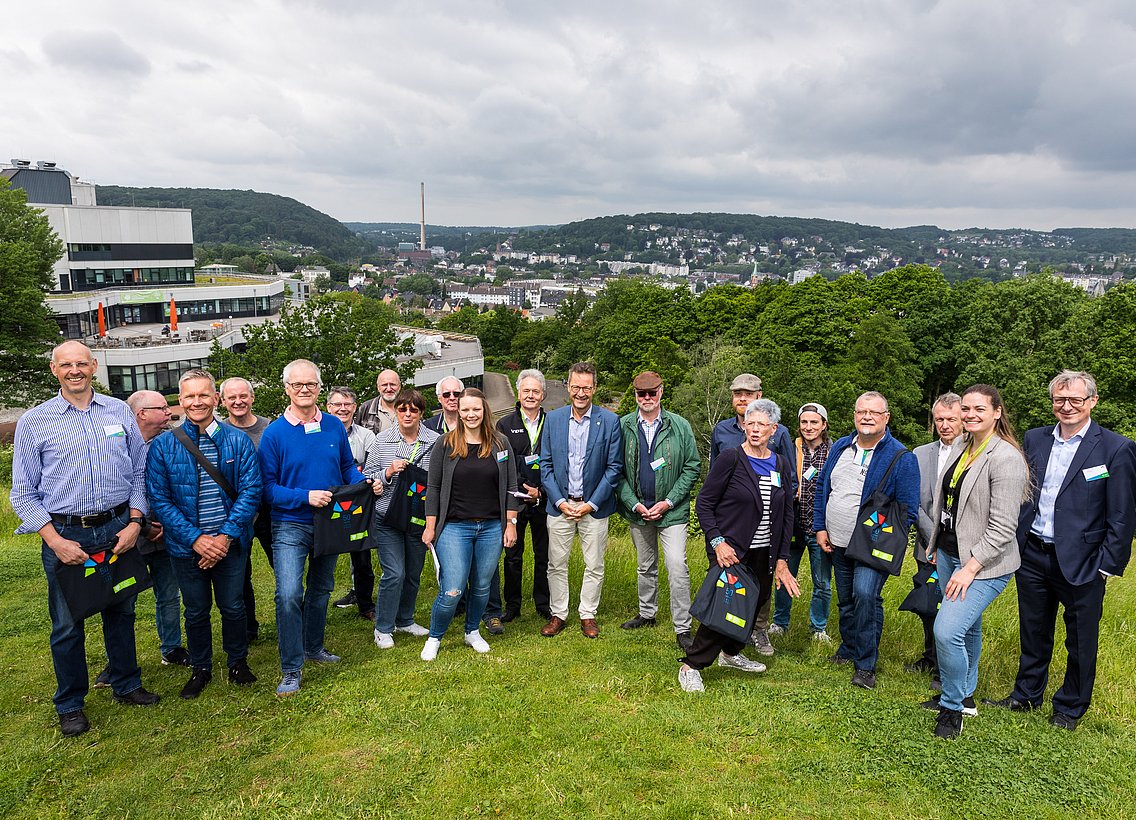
[173,426,239,502]
[874,448,907,494]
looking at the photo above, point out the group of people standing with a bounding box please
[11,341,1132,743]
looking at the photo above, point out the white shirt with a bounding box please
[1031,419,1092,541]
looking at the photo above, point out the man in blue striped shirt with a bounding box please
[10,341,160,738]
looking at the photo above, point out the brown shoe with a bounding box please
[540,616,567,637]
[580,618,599,639]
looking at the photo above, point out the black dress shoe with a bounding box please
[904,657,937,674]
[536,607,552,620]
[620,615,657,630]
[228,660,257,686]
[1049,712,1079,731]
[981,696,1036,712]
[113,686,161,706]
[180,669,213,700]
[500,608,521,623]
[676,631,694,654]
[59,710,90,737]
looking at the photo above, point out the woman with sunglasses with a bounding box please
[363,388,440,649]
[419,388,519,660]
[925,384,1028,739]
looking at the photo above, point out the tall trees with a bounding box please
[0,179,65,407]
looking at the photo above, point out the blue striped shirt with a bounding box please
[10,391,149,534]
[195,428,229,534]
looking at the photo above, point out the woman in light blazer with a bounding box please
[926,384,1029,739]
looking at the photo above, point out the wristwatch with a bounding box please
[508,517,518,525]
[710,536,725,548]
[129,515,144,525]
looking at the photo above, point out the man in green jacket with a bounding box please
[616,371,702,652]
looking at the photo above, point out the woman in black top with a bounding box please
[420,388,518,660]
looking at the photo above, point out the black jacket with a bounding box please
[496,403,547,515]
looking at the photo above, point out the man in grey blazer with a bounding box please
[909,393,963,686]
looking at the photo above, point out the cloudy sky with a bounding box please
[5,0,1135,230]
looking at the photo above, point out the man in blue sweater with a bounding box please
[814,391,920,691]
[258,359,368,696]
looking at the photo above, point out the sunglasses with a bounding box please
[440,391,461,399]
[635,388,659,398]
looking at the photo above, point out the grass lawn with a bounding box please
[1,496,1134,819]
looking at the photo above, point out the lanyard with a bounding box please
[949,434,993,490]
[524,414,543,451]
[402,438,422,464]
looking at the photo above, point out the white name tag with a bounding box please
[104,424,125,438]
[1083,464,1109,481]
[496,450,509,462]
[804,466,819,481]
[303,421,321,435]
[770,471,782,488]
[650,457,666,472]
[206,420,220,437]
[524,454,540,466]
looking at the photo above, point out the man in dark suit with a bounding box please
[496,369,552,621]
[539,362,624,639]
[986,370,1135,730]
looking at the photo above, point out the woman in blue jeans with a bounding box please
[420,388,518,660]
[926,384,1028,739]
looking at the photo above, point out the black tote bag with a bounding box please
[56,542,154,621]
[690,560,762,642]
[382,463,430,536]
[312,481,378,557]
[844,450,910,576]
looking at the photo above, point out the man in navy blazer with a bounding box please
[539,362,624,639]
[986,370,1135,730]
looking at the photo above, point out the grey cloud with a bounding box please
[41,29,151,76]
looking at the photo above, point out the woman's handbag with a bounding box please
[844,450,910,575]
[690,560,761,642]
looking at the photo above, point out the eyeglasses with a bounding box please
[327,401,355,409]
[141,406,171,413]
[854,409,888,418]
[1051,395,1090,408]
[288,382,321,392]
[569,385,595,394]
[635,388,659,398]
[440,391,461,399]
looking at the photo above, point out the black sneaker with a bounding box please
[333,590,357,609]
[982,696,1037,712]
[934,707,963,739]
[179,668,213,700]
[113,687,161,706]
[93,664,111,689]
[59,709,90,737]
[161,647,191,667]
[905,657,937,674]
[484,616,505,635]
[676,631,694,654]
[921,693,977,716]
[620,615,657,630]
[851,669,877,690]
[228,660,257,686]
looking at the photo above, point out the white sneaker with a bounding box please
[678,666,705,692]
[811,630,833,643]
[373,630,394,650]
[767,624,786,637]
[396,623,430,637]
[420,637,440,661]
[717,651,767,673]
[464,629,491,653]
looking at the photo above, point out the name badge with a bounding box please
[524,454,540,466]
[304,421,321,435]
[804,466,818,481]
[104,424,125,438]
[496,450,509,463]
[770,471,782,488]
[1083,464,1109,481]
[650,457,667,472]
[206,420,220,437]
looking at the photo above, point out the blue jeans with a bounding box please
[144,550,183,656]
[271,522,336,673]
[41,512,143,714]
[374,523,429,634]
[170,548,248,670]
[933,552,1011,712]
[429,519,503,638]
[831,546,888,672]
[773,534,833,632]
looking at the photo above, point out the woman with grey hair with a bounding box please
[681,399,800,692]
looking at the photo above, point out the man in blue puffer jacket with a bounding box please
[813,391,920,691]
[147,368,263,700]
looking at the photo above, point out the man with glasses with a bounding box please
[616,372,700,652]
[815,391,919,691]
[326,387,379,620]
[11,341,160,737]
[985,370,1135,730]
[356,369,401,434]
[540,362,624,639]
[220,377,274,643]
[425,376,463,434]
[257,360,371,695]
[709,373,797,656]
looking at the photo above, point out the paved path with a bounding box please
[483,371,568,419]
